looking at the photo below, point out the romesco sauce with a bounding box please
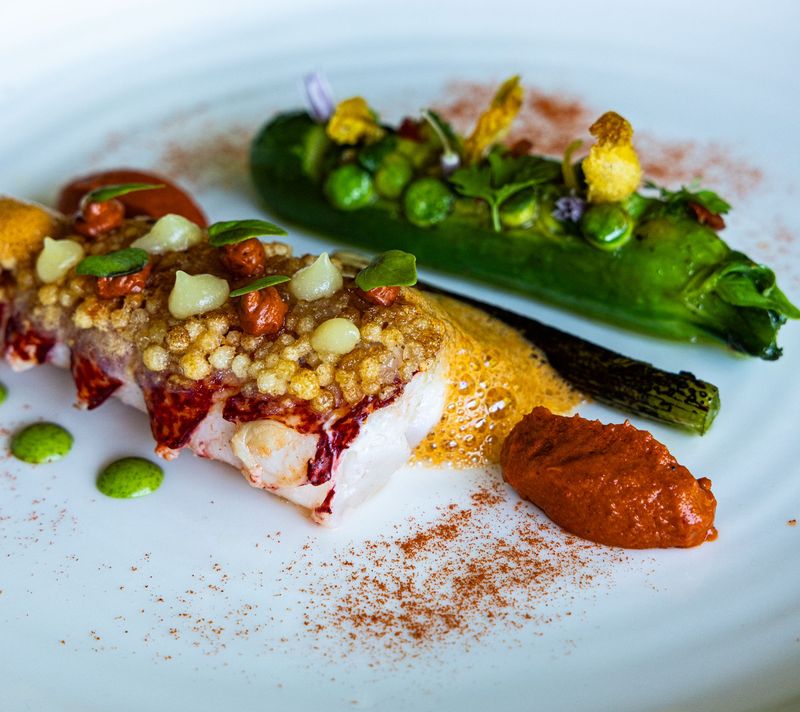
[501,407,717,549]
[57,169,207,226]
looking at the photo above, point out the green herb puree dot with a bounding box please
[97,457,164,499]
[11,422,73,464]
[0,382,7,405]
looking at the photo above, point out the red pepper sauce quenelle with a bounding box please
[57,169,207,226]
[501,407,717,549]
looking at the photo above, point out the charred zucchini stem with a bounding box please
[427,284,720,434]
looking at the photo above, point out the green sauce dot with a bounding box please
[97,457,164,499]
[11,422,73,464]
[0,382,7,405]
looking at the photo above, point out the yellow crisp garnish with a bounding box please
[581,111,642,203]
[0,197,59,270]
[326,97,385,145]
[463,75,524,164]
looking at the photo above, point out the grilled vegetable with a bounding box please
[250,110,799,360]
[451,289,720,435]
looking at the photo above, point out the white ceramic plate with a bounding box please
[2,2,799,711]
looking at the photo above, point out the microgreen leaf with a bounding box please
[84,183,165,204]
[449,164,494,201]
[357,135,398,172]
[75,248,149,278]
[355,250,417,291]
[229,274,291,297]
[644,180,732,216]
[208,219,288,247]
[690,189,732,215]
[696,261,800,319]
[450,150,560,231]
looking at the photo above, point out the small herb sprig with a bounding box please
[208,219,287,247]
[83,183,164,204]
[449,150,560,231]
[229,275,290,297]
[354,250,417,291]
[76,248,149,278]
[645,180,731,216]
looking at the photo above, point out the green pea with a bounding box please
[579,203,634,251]
[499,189,539,229]
[396,138,435,169]
[623,192,650,220]
[403,178,454,228]
[97,457,164,499]
[357,136,397,172]
[0,381,7,405]
[325,164,376,211]
[11,423,73,464]
[374,154,414,199]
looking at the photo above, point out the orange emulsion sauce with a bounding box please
[413,295,582,468]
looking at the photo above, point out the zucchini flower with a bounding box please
[464,75,523,164]
[582,111,642,203]
[326,97,385,145]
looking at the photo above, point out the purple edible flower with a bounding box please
[303,72,334,123]
[553,196,586,222]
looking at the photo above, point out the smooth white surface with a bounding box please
[1,2,799,711]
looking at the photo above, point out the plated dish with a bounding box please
[3,77,777,543]
[2,4,799,711]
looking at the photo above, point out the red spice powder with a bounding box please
[636,137,763,199]
[55,490,631,666]
[157,122,253,191]
[292,484,627,658]
[741,220,800,290]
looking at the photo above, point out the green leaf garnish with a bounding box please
[75,248,149,278]
[229,274,291,297]
[357,136,398,172]
[355,250,417,291]
[208,219,288,247]
[688,189,732,215]
[84,183,165,204]
[449,149,560,231]
[645,180,732,216]
[709,262,800,318]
